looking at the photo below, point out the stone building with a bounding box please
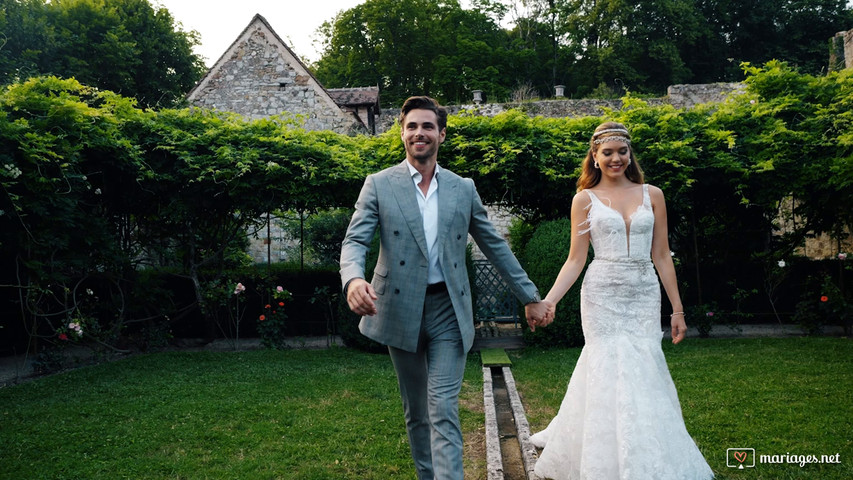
[186,14,379,135]
[830,28,853,71]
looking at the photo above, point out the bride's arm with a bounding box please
[540,192,592,323]
[649,185,686,344]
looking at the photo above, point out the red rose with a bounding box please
[265,304,271,309]
[259,314,266,321]
[59,333,69,341]
[820,296,829,302]
[278,302,284,307]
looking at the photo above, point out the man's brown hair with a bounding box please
[399,96,448,131]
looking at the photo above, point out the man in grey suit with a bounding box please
[340,96,552,480]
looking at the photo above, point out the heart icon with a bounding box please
[734,451,747,463]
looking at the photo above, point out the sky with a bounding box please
[153,0,368,67]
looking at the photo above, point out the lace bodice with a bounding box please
[580,184,654,260]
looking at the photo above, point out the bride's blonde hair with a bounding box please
[577,121,644,192]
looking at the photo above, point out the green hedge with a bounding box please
[3,62,853,354]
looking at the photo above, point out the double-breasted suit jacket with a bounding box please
[340,160,539,353]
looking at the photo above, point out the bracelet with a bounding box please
[670,312,685,317]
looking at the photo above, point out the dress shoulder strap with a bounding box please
[642,184,651,207]
[585,189,602,206]
[577,189,597,235]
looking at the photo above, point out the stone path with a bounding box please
[473,322,525,351]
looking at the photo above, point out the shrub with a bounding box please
[284,208,354,266]
[794,274,851,335]
[521,218,586,348]
[255,285,292,349]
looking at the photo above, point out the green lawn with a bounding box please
[0,348,485,480]
[512,337,853,480]
[1,338,850,480]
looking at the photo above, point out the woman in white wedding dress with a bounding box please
[529,122,714,480]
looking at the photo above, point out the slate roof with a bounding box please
[327,86,380,109]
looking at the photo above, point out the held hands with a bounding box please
[346,278,378,316]
[525,299,556,332]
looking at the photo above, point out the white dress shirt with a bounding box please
[407,161,444,285]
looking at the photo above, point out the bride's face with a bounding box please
[593,141,631,178]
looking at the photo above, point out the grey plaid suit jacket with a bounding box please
[340,161,539,353]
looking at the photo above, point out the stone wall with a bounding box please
[374,83,742,133]
[666,82,746,108]
[846,30,853,70]
[831,29,853,71]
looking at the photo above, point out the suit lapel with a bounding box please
[389,161,429,259]
[436,171,459,257]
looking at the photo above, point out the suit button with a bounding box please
[394,230,400,236]
[457,234,462,239]
[400,260,405,265]
[454,263,458,268]
[394,288,400,294]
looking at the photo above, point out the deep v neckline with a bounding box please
[587,190,644,233]
[587,187,648,255]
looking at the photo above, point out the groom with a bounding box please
[340,96,550,479]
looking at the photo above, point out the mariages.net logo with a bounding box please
[727,448,842,469]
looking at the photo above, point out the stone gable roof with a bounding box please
[186,14,363,134]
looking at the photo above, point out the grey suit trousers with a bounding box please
[388,289,465,480]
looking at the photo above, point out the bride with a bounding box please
[529,122,714,479]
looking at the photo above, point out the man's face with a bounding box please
[401,108,446,164]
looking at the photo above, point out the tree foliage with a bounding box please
[0,0,206,108]
[314,0,521,106]
[314,0,852,100]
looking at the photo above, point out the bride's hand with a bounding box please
[541,299,556,326]
[671,313,687,344]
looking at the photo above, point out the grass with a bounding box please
[1,338,850,479]
[511,337,853,480]
[0,348,485,480]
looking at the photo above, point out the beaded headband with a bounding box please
[593,136,631,145]
[592,128,630,138]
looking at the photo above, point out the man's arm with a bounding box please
[464,178,540,305]
[340,175,380,315]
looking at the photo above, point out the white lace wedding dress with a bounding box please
[530,184,714,480]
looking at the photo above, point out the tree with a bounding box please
[315,0,534,105]
[694,0,853,81]
[0,0,206,108]
[555,0,706,96]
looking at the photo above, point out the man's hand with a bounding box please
[525,299,555,332]
[346,278,378,316]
